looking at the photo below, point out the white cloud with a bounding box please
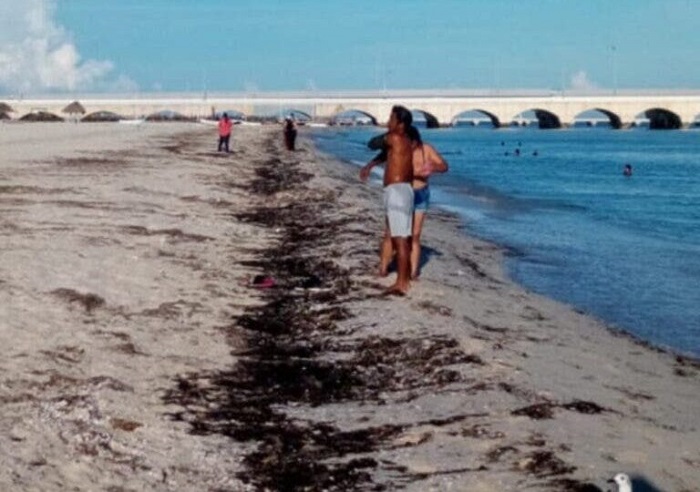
[0,0,134,93]
[569,70,599,92]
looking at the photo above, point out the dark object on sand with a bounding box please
[284,118,297,150]
[299,274,323,289]
[251,275,277,289]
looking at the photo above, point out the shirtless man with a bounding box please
[359,105,414,295]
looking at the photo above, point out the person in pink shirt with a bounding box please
[218,113,233,153]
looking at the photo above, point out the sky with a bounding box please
[0,0,698,95]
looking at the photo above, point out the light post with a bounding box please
[609,45,618,96]
[492,61,500,96]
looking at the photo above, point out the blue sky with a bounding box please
[1,0,698,94]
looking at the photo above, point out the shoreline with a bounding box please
[1,123,698,490]
[468,219,700,365]
[311,131,700,363]
[429,207,700,366]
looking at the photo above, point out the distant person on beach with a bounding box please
[359,105,414,295]
[623,163,633,176]
[283,116,297,150]
[218,113,233,153]
[362,126,448,279]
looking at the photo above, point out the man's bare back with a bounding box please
[384,120,413,186]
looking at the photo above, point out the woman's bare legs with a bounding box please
[410,212,426,279]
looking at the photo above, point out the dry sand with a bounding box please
[0,122,698,491]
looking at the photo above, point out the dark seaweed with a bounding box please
[163,134,476,491]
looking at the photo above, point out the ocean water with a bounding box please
[311,126,700,357]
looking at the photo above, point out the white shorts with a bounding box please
[383,183,414,238]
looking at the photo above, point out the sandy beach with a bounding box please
[1,122,698,491]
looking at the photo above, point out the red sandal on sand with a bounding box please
[251,275,277,289]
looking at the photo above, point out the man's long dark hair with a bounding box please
[391,105,413,130]
[407,125,422,145]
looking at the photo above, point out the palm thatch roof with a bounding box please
[62,101,86,115]
[0,102,14,113]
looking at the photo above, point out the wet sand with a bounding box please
[1,122,698,491]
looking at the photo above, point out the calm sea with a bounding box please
[311,126,700,357]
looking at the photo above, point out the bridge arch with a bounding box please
[82,111,123,122]
[280,109,312,122]
[0,102,14,119]
[517,109,562,129]
[19,111,64,122]
[638,108,682,129]
[145,110,191,122]
[573,108,622,129]
[213,109,247,121]
[331,109,378,126]
[451,109,501,128]
[511,109,561,128]
[411,109,440,128]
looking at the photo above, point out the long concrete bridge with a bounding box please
[3,90,700,129]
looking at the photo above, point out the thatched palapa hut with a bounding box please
[62,101,86,122]
[62,101,86,116]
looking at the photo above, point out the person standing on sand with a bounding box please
[218,113,233,153]
[362,126,448,279]
[283,116,297,150]
[359,105,414,295]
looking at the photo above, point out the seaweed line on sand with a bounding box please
[162,133,491,491]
